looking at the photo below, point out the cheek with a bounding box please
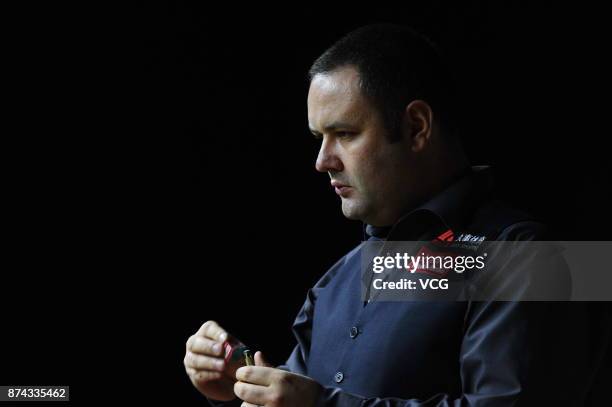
[343,133,402,192]
[358,143,388,176]
[358,149,404,194]
[345,152,376,189]
[345,165,379,202]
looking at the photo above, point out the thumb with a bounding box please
[254,351,272,367]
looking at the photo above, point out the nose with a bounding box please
[315,137,343,173]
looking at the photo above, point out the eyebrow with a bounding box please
[309,121,356,134]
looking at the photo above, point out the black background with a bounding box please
[2,1,611,404]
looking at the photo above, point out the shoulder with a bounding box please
[312,243,364,290]
[466,199,548,241]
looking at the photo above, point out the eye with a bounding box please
[337,131,356,139]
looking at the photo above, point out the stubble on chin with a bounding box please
[340,194,368,221]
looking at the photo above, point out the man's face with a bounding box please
[307,66,417,226]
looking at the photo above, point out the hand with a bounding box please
[234,351,323,407]
[184,320,236,401]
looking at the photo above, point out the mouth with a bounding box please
[331,180,353,197]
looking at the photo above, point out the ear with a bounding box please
[402,100,433,152]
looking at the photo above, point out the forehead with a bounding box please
[307,67,372,129]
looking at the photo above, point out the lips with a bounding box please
[331,180,353,197]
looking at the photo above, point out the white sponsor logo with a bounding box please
[456,233,486,243]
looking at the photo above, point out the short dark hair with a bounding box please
[309,24,457,141]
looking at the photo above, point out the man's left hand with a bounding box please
[234,351,323,407]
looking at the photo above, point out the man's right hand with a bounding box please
[184,320,237,401]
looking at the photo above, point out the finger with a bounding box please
[189,336,224,356]
[197,320,228,342]
[186,366,222,382]
[254,351,272,367]
[184,351,225,371]
[235,366,274,386]
[234,381,268,405]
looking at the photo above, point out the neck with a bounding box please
[378,154,470,227]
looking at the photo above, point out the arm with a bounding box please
[277,251,355,375]
[208,249,355,406]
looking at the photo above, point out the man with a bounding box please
[184,24,607,406]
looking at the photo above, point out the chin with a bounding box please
[341,199,368,221]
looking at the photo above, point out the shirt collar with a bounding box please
[364,166,494,240]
